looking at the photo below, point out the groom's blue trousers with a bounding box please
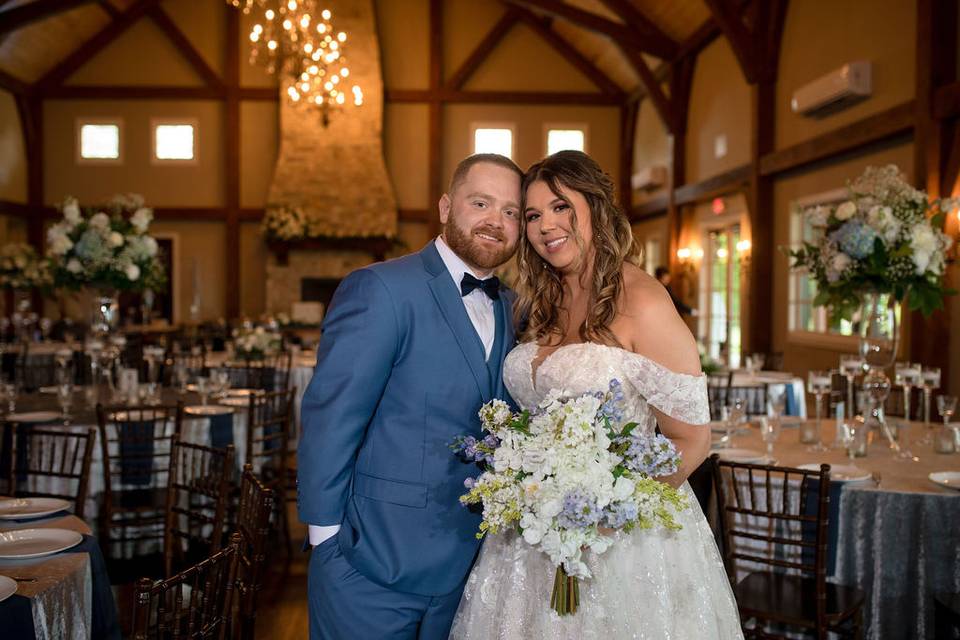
[308,536,466,639]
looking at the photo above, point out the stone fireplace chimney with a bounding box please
[264,0,397,314]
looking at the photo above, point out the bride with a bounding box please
[449,151,743,639]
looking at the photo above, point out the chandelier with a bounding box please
[226,0,363,125]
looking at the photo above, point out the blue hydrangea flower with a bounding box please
[603,501,638,528]
[557,488,602,529]
[830,221,879,259]
[599,379,627,424]
[614,432,680,477]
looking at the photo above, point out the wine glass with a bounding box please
[214,370,230,396]
[174,361,189,394]
[837,422,856,461]
[918,366,941,445]
[805,371,831,452]
[196,376,209,406]
[839,355,864,418]
[759,416,780,464]
[57,383,73,426]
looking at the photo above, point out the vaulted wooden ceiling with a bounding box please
[0,0,713,97]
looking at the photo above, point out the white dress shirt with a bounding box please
[308,237,497,546]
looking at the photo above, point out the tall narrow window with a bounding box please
[76,118,123,164]
[152,119,197,163]
[700,225,743,368]
[472,124,514,159]
[545,126,586,155]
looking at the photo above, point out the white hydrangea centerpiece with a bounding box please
[0,243,53,290]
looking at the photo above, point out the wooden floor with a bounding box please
[255,505,310,639]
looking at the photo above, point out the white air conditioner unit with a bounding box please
[631,165,667,191]
[791,61,872,116]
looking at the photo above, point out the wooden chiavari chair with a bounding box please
[729,383,769,417]
[244,388,294,558]
[707,370,733,420]
[96,402,183,583]
[164,438,235,578]
[233,464,276,640]
[710,455,865,639]
[8,424,95,518]
[131,533,241,640]
[220,350,292,392]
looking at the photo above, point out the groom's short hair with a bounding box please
[448,154,523,195]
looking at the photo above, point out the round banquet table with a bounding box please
[715,419,960,640]
[0,508,119,640]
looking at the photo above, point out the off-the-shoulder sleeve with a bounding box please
[620,350,711,425]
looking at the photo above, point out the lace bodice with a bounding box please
[504,342,710,429]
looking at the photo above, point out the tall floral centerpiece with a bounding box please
[0,243,53,315]
[789,165,955,435]
[47,194,165,334]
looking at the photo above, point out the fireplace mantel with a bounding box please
[267,237,395,266]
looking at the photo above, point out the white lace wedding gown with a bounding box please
[449,342,743,640]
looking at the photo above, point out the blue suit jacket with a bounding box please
[297,240,516,596]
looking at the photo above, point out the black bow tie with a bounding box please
[460,273,500,300]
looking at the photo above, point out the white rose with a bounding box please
[142,236,158,257]
[125,263,141,281]
[89,212,110,230]
[131,208,153,233]
[108,231,125,248]
[66,258,83,274]
[62,198,81,225]
[831,252,852,273]
[835,201,857,221]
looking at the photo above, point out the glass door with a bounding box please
[701,225,742,368]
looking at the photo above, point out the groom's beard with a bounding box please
[443,213,517,270]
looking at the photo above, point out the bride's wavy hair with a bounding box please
[516,150,640,347]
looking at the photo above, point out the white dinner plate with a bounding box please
[0,528,83,559]
[226,389,259,397]
[0,497,71,520]
[797,463,871,483]
[5,411,62,424]
[38,386,80,394]
[928,471,960,491]
[185,405,235,417]
[716,448,767,463]
[0,576,16,603]
[219,397,250,407]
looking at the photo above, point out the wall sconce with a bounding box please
[736,239,752,267]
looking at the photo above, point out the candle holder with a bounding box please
[805,370,831,451]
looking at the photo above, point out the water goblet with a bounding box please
[918,366,941,445]
[894,362,922,423]
[938,395,958,449]
[839,355,865,418]
[759,416,780,464]
[174,362,189,394]
[196,376,209,406]
[837,422,856,461]
[57,383,73,426]
[805,371,831,451]
[214,370,230,395]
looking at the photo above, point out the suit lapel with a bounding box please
[422,242,492,402]
[492,291,515,399]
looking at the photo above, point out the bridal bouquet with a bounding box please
[47,194,165,292]
[452,380,688,615]
[788,164,956,322]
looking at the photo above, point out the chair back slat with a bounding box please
[219,350,292,392]
[9,425,95,518]
[234,463,275,640]
[244,389,294,478]
[131,532,241,640]
[164,438,234,578]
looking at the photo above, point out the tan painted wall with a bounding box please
[384,103,429,210]
[772,142,915,377]
[43,99,225,207]
[239,221,266,318]
[685,37,752,183]
[151,221,227,322]
[0,90,28,203]
[376,0,429,89]
[240,101,278,208]
[631,98,671,206]
[775,0,916,150]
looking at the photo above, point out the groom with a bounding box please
[298,153,522,639]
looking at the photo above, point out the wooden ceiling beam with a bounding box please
[702,0,758,83]
[386,88,621,105]
[0,68,29,95]
[620,47,674,131]
[501,0,673,59]
[36,0,161,92]
[98,0,120,19]
[0,0,100,36]
[445,8,520,90]
[148,6,224,91]
[513,9,623,97]
[598,0,677,59]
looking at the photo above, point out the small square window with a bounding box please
[152,119,197,164]
[76,118,123,164]
[472,124,514,159]
[545,124,588,155]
